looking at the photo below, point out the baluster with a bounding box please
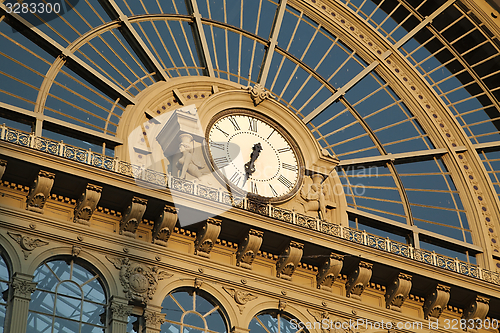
[87,148,92,165]
[362,230,367,245]
[59,141,65,157]
[0,123,5,140]
[432,251,437,266]
[29,133,35,148]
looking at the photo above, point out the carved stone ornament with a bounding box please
[245,83,271,106]
[223,286,258,314]
[72,245,82,257]
[278,299,287,311]
[194,218,222,257]
[144,310,167,329]
[307,309,331,333]
[8,232,49,260]
[300,173,336,220]
[106,256,172,305]
[236,229,264,269]
[11,276,37,299]
[462,295,490,329]
[119,196,148,238]
[109,298,134,322]
[152,205,178,246]
[385,273,412,311]
[423,284,451,320]
[345,261,373,300]
[194,278,203,289]
[317,253,344,290]
[276,241,304,280]
[0,159,6,180]
[26,170,55,213]
[74,183,102,225]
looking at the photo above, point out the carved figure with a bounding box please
[300,174,334,220]
[177,134,209,180]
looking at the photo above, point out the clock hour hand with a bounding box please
[243,143,263,186]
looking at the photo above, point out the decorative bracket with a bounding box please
[385,273,412,311]
[0,159,6,180]
[345,261,372,300]
[152,205,178,246]
[245,84,271,106]
[74,184,102,225]
[276,241,304,280]
[462,295,490,330]
[119,196,148,238]
[236,229,264,269]
[26,170,55,213]
[316,253,344,290]
[423,284,451,320]
[8,232,49,260]
[194,218,222,257]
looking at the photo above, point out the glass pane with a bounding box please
[55,295,82,320]
[182,313,205,329]
[47,261,71,281]
[53,317,80,333]
[0,303,5,333]
[81,301,104,326]
[34,264,59,292]
[161,322,181,333]
[57,281,82,298]
[27,312,53,333]
[81,278,106,304]
[0,257,8,281]
[29,290,55,315]
[162,295,183,322]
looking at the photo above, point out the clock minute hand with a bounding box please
[243,143,263,186]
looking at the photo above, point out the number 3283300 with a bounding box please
[443,318,498,330]
[5,2,62,14]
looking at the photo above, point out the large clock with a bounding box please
[207,109,303,201]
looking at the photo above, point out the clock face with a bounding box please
[207,111,301,200]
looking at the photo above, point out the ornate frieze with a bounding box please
[245,83,271,106]
[276,241,304,280]
[26,170,55,213]
[345,261,373,300]
[462,295,490,330]
[385,273,412,311]
[316,253,344,290]
[106,256,172,305]
[73,183,102,225]
[8,232,49,260]
[236,229,264,269]
[152,205,178,246]
[119,196,148,238]
[223,286,258,314]
[423,284,451,320]
[194,218,222,257]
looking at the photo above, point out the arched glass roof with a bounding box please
[1,0,499,266]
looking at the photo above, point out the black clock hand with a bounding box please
[242,143,263,186]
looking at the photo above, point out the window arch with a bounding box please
[249,311,309,333]
[27,259,107,333]
[0,254,9,333]
[160,288,228,333]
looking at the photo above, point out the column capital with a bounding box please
[11,272,36,300]
[109,296,133,323]
[143,306,166,333]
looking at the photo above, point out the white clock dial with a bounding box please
[208,113,300,199]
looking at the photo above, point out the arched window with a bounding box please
[160,289,228,333]
[0,254,9,333]
[249,311,309,333]
[27,259,107,333]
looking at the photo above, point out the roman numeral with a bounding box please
[228,117,240,131]
[251,181,258,194]
[278,175,293,189]
[214,156,230,168]
[282,163,297,171]
[269,184,278,197]
[215,124,229,137]
[230,172,242,186]
[267,129,275,140]
[277,147,291,153]
[248,118,258,132]
[210,141,225,150]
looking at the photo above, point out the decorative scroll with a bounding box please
[236,229,264,269]
[119,197,148,238]
[152,205,178,246]
[74,184,102,225]
[194,218,222,257]
[385,273,412,311]
[276,241,304,280]
[345,261,372,300]
[26,170,55,213]
[316,253,344,290]
[423,284,450,320]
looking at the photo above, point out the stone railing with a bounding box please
[1,124,498,285]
